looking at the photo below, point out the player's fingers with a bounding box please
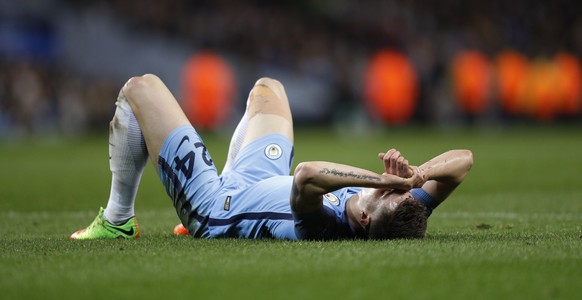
[396,156,405,172]
[389,151,400,174]
[398,156,405,167]
[379,153,390,173]
[399,157,410,177]
[402,159,413,177]
[386,150,399,161]
[407,166,415,178]
[384,149,396,161]
[383,150,395,171]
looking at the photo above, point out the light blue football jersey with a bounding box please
[158,126,299,239]
[157,125,435,240]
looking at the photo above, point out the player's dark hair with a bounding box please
[367,199,428,240]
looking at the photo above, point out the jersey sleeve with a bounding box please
[292,206,340,240]
[411,188,438,217]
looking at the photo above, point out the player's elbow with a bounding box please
[462,149,473,171]
[456,149,473,181]
[293,162,318,192]
[291,162,325,214]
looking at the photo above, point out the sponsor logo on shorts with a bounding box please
[324,193,340,206]
[224,196,232,211]
[265,144,282,160]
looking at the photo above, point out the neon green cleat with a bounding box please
[70,207,141,240]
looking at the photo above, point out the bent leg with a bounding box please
[172,77,293,236]
[222,77,293,173]
[123,74,220,237]
[103,90,149,225]
[122,74,191,167]
[222,106,249,173]
[223,77,295,182]
[71,84,151,238]
[242,77,293,148]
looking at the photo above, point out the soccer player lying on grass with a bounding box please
[70,74,473,240]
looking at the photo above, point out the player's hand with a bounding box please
[378,149,414,178]
[406,166,427,188]
[380,167,425,191]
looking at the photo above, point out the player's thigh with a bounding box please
[242,77,294,148]
[122,74,191,166]
[228,134,294,184]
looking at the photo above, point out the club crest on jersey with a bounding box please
[265,144,282,160]
[324,193,340,206]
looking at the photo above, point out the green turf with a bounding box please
[1,126,581,300]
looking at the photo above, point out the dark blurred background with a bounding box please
[1,0,581,137]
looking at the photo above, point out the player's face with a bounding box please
[378,189,413,211]
[359,188,414,214]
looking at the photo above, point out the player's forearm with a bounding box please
[290,161,416,214]
[294,161,409,195]
[418,150,473,184]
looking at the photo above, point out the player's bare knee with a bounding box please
[255,77,283,89]
[123,74,159,94]
[122,74,160,106]
[249,77,289,110]
[254,77,286,98]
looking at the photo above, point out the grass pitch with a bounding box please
[1,126,581,300]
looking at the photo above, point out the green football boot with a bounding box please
[70,207,140,239]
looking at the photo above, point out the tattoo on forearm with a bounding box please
[319,168,381,181]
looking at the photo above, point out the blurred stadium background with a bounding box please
[1,0,581,137]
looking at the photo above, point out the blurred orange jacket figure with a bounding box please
[555,53,582,116]
[496,51,529,116]
[451,50,491,115]
[182,52,236,129]
[364,49,418,125]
